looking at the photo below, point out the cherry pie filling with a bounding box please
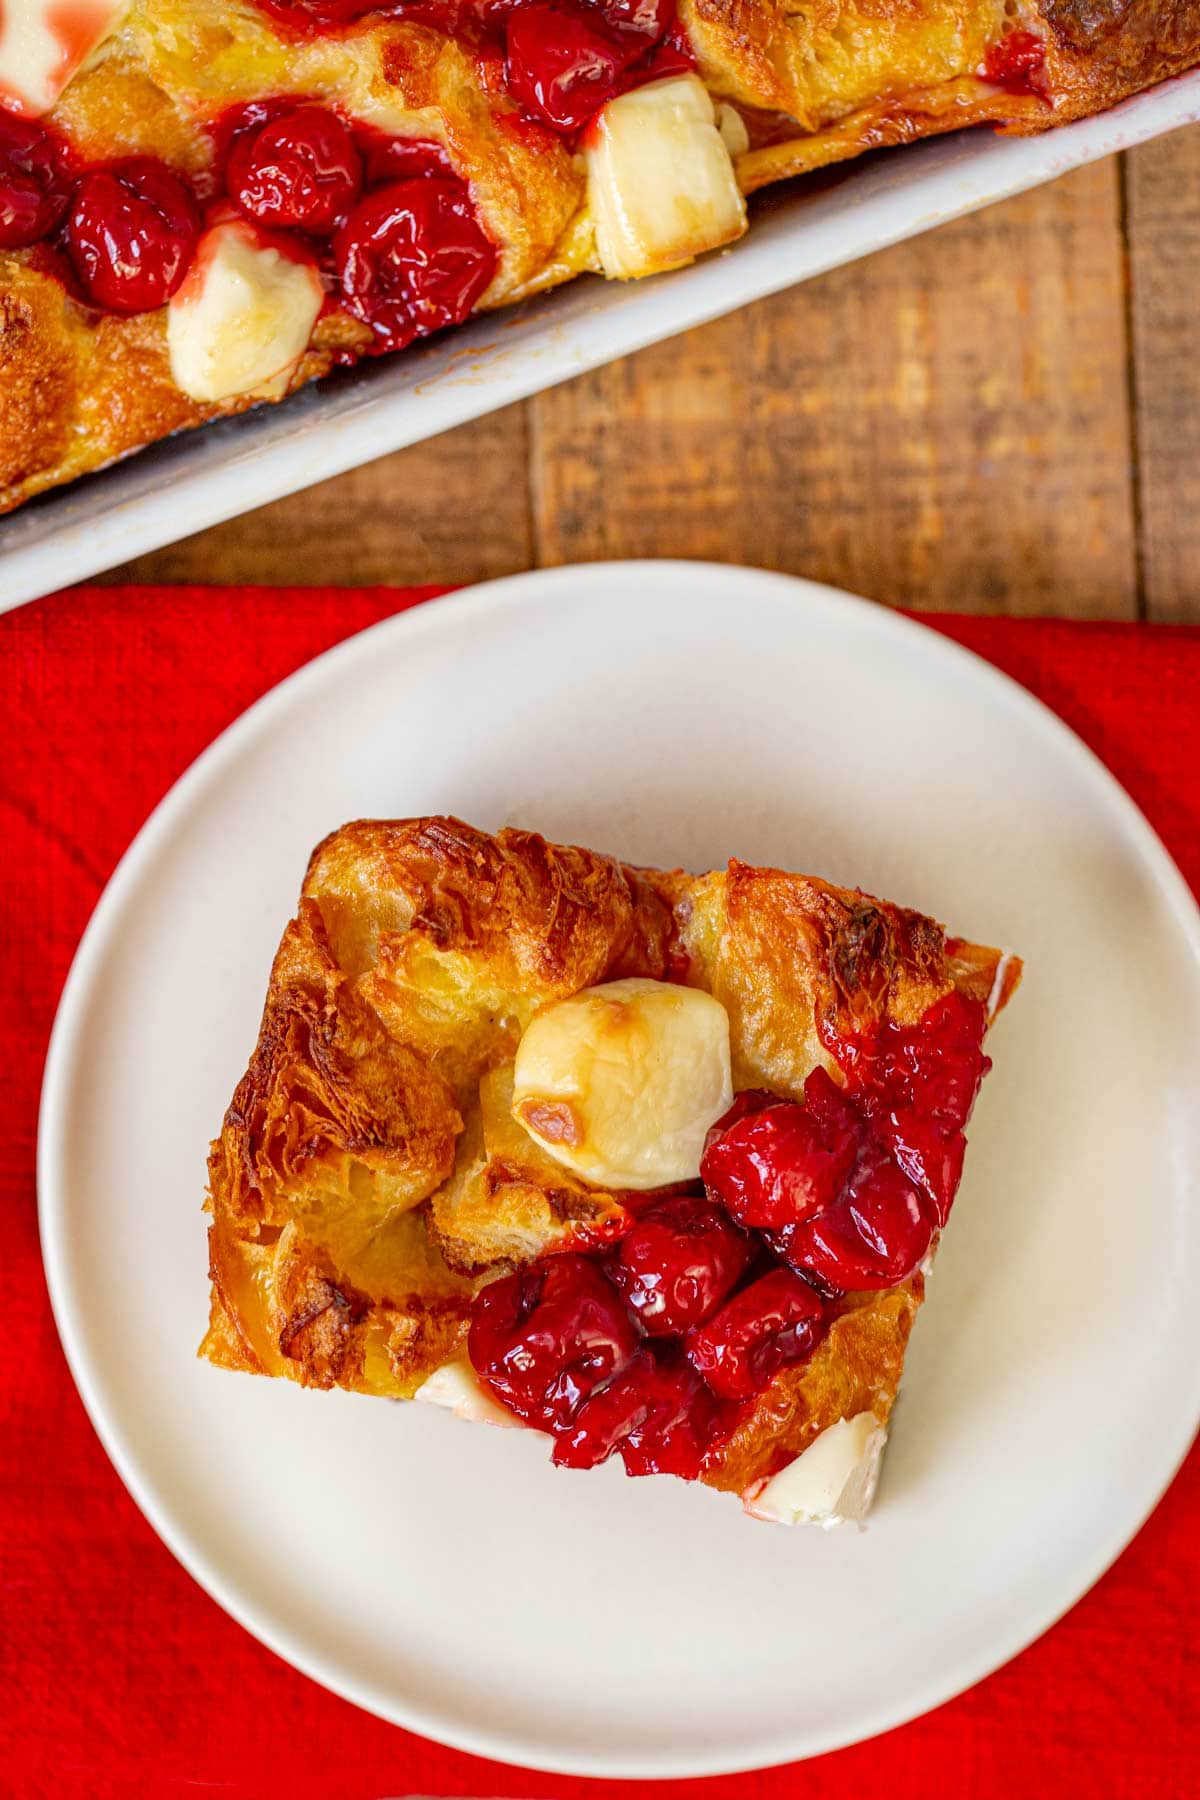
[0,0,1044,341]
[225,105,364,234]
[468,989,991,1479]
[0,99,495,352]
[0,0,690,328]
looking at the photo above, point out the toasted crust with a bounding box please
[203,816,1019,1492]
[1,0,1197,513]
[1041,0,1200,118]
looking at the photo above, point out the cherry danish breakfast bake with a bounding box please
[202,817,1021,1526]
[1,0,1197,511]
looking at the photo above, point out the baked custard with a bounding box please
[202,816,1021,1525]
[1,0,1196,512]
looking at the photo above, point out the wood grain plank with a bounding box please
[104,400,533,588]
[1125,128,1200,625]
[531,161,1137,619]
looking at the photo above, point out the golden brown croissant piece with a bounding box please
[203,816,1020,1517]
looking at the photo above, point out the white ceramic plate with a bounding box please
[5,74,1200,613]
[40,563,1200,1779]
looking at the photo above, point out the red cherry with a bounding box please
[607,1195,752,1337]
[66,158,199,313]
[580,0,672,41]
[901,991,990,1133]
[777,1146,933,1290]
[332,177,496,351]
[0,113,72,249]
[701,1088,776,1157]
[803,1062,860,1133]
[227,106,362,234]
[827,992,989,1135]
[817,992,989,1235]
[467,1252,640,1431]
[504,3,635,133]
[617,1354,726,1477]
[357,132,452,188]
[688,1269,826,1400]
[877,1107,966,1228]
[553,1346,724,1477]
[208,99,306,189]
[701,1067,859,1231]
[982,28,1046,96]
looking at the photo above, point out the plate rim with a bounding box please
[37,561,1200,1778]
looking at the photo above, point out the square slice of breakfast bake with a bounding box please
[203,817,1020,1526]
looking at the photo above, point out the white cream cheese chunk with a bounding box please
[414,1358,520,1429]
[585,73,748,281]
[0,0,129,117]
[743,1413,888,1529]
[167,219,323,405]
[511,976,733,1191]
[716,102,750,158]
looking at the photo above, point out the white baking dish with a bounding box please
[3,71,1198,614]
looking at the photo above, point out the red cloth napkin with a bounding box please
[4,582,1198,1800]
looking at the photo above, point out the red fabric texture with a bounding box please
[3,581,1198,1800]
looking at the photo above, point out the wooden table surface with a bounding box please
[110,127,1200,625]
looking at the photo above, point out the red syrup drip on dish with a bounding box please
[467,988,991,1480]
[980,28,1047,97]
[227,106,363,234]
